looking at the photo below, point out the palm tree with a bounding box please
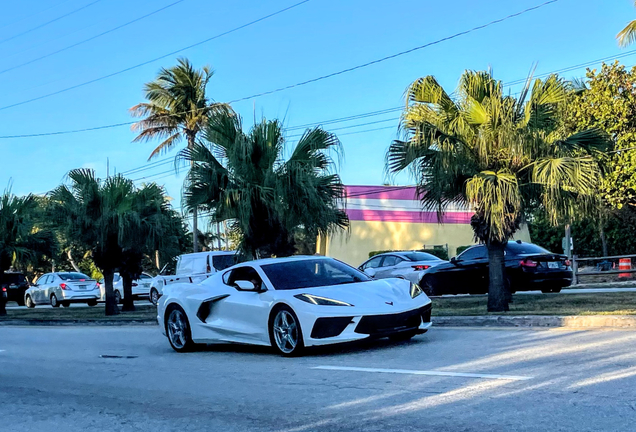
[180,112,349,259]
[0,191,56,316]
[618,2,636,47]
[387,70,610,312]
[49,170,137,315]
[130,58,231,253]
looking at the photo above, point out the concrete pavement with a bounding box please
[1,326,636,431]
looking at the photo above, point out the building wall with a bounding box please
[317,185,531,267]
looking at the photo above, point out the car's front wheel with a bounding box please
[269,306,304,356]
[25,295,35,308]
[165,305,196,353]
[50,294,60,308]
[420,275,439,296]
[150,288,159,306]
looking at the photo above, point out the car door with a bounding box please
[210,266,272,343]
[448,246,489,294]
[359,256,384,278]
[33,275,48,304]
[375,255,403,279]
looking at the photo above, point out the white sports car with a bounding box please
[158,256,432,356]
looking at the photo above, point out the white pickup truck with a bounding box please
[149,251,236,305]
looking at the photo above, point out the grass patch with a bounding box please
[0,304,157,322]
[432,292,636,316]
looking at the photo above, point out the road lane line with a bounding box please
[312,365,532,381]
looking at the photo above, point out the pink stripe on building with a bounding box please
[346,209,473,224]
[346,185,420,201]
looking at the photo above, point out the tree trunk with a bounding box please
[66,250,81,272]
[103,269,120,316]
[155,250,160,271]
[188,135,199,253]
[600,224,608,257]
[0,268,7,316]
[487,242,509,312]
[121,274,135,312]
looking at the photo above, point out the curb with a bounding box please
[0,320,158,326]
[432,315,636,328]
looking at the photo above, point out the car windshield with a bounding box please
[506,243,551,255]
[58,273,91,281]
[261,259,371,290]
[3,273,26,284]
[401,252,440,261]
[212,254,236,271]
[139,274,152,279]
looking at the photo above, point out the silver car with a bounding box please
[358,251,445,285]
[24,272,100,308]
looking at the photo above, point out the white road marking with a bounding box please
[312,365,532,381]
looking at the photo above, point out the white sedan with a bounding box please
[158,256,432,356]
[99,272,153,304]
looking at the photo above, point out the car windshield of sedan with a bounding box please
[261,259,371,290]
[58,273,91,281]
[506,243,551,255]
[401,252,440,261]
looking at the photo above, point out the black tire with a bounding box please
[62,302,70,308]
[551,287,562,293]
[420,275,439,297]
[541,288,553,294]
[150,288,159,306]
[165,305,196,353]
[50,294,60,308]
[389,330,419,342]
[269,305,304,357]
[25,295,35,309]
[87,300,97,307]
[114,290,122,305]
[16,297,25,306]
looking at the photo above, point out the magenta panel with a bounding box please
[345,185,420,201]
[347,209,473,224]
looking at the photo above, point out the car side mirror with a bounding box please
[364,268,377,278]
[234,280,265,292]
[450,257,458,264]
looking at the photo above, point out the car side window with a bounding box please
[458,246,487,261]
[382,256,401,267]
[35,275,48,285]
[225,266,264,291]
[176,256,193,275]
[363,256,383,270]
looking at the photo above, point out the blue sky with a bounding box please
[0,0,633,217]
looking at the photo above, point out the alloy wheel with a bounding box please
[273,310,299,354]
[167,309,188,350]
[150,289,159,306]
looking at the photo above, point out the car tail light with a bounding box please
[412,265,430,271]
[519,259,538,268]
[79,279,86,282]
[59,283,70,290]
[564,259,571,266]
[1,287,6,292]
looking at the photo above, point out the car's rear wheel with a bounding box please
[165,305,196,353]
[50,294,59,307]
[114,290,122,305]
[551,287,562,293]
[62,302,70,308]
[420,275,439,296]
[541,287,561,294]
[25,295,35,308]
[150,288,159,306]
[269,306,304,357]
[87,300,97,307]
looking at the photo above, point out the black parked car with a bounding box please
[0,272,29,306]
[419,241,572,296]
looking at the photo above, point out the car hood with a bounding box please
[292,278,424,310]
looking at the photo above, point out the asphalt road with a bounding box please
[1,326,635,431]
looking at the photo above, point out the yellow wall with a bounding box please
[318,220,531,267]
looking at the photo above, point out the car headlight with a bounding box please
[294,294,353,306]
[410,282,423,299]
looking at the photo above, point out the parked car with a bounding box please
[98,272,153,304]
[359,251,445,284]
[419,241,572,296]
[25,272,100,308]
[0,272,29,306]
[158,256,432,355]
[149,251,237,305]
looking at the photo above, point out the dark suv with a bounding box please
[0,272,29,306]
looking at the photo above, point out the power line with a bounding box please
[285,107,401,131]
[0,0,187,76]
[0,0,311,112]
[0,0,72,31]
[226,0,561,104]
[0,0,103,45]
[286,117,398,138]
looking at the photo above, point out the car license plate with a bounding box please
[548,262,559,269]
[79,285,87,290]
